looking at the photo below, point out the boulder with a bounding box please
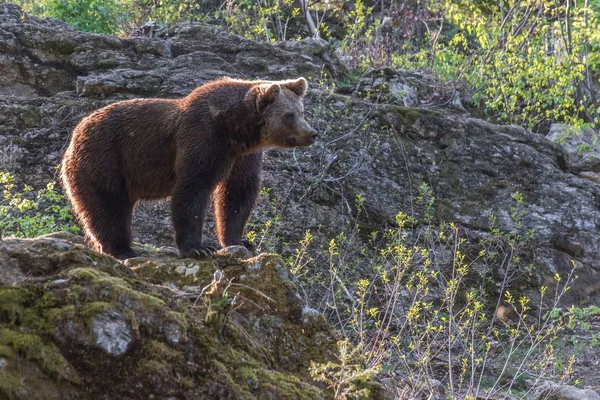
[0,232,349,399]
[534,381,600,400]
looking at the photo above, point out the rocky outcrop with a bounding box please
[0,232,354,399]
[534,381,600,400]
[1,3,600,302]
[547,123,600,178]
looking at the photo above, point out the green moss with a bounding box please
[20,308,50,332]
[0,329,80,384]
[139,359,171,376]
[396,107,421,126]
[0,372,23,398]
[68,267,166,309]
[66,284,83,303]
[165,311,188,333]
[65,267,107,281]
[181,376,196,390]
[0,287,34,324]
[377,104,421,129]
[0,238,335,398]
[146,340,184,363]
[0,345,15,358]
[46,305,76,325]
[213,349,322,399]
[240,366,258,383]
[137,292,165,309]
[212,359,254,399]
[92,276,165,308]
[255,369,321,399]
[39,342,81,384]
[233,255,296,312]
[37,292,56,308]
[209,328,323,400]
[79,302,114,319]
[0,328,44,360]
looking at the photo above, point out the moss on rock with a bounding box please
[0,328,80,384]
[0,234,345,399]
[0,287,34,324]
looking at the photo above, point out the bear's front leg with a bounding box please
[171,141,232,258]
[171,183,216,259]
[214,152,262,250]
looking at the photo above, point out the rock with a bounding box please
[547,123,600,173]
[354,67,450,107]
[217,245,252,259]
[0,234,355,399]
[91,311,134,356]
[274,37,348,77]
[76,69,166,97]
[2,3,600,293]
[534,381,600,400]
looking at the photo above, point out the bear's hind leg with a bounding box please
[71,179,137,259]
[93,186,137,259]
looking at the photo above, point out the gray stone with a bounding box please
[164,323,182,345]
[217,245,251,260]
[92,311,133,356]
[534,381,600,400]
[547,123,600,172]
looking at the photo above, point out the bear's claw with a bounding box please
[180,245,216,259]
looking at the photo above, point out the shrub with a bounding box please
[0,172,79,238]
[293,184,583,399]
[18,0,123,34]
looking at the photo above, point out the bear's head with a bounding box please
[249,78,317,148]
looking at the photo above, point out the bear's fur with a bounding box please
[61,77,316,259]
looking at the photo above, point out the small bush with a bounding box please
[18,0,123,34]
[0,172,79,238]
[292,184,582,399]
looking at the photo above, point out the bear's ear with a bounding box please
[283,77,308,97]
[249,83,281,112]
[261,83,281,103]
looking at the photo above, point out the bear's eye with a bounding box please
[285,113,295,121]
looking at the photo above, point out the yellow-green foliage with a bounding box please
[292,185,581,399]
[15,0,204,33]
[393,1,599,132]
[218,0,301,42]
[0,172,79,238]
[310,340,380,400]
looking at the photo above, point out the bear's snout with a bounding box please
[307,128,318,144]
[295,126,317,147]
[293,119,317,146]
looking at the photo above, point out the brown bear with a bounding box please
[61,77,316,259]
